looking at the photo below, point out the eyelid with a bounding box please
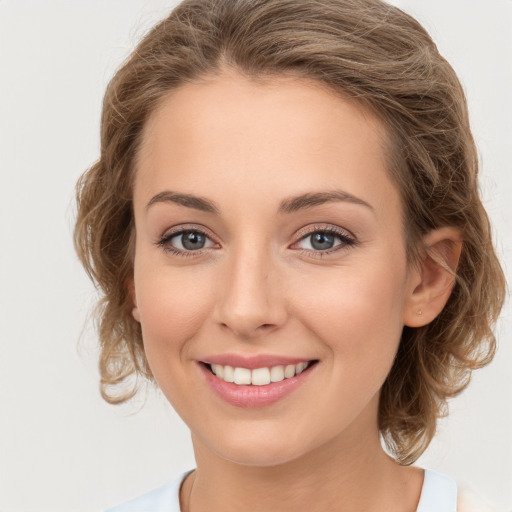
[158,223,217,241]
[292,223,356,244]
[156,224,220,256]
[155,222,358,258]
[290,223,358,255]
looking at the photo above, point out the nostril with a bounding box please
[219,321,277,338]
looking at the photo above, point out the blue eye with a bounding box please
[309,232,337,250]
[157,225,356,258]
[295,228,355,253]
[158,229,216,255]
[171,231,208,250]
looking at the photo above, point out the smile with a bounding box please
[208,362,312,385]
[198,358,318,408]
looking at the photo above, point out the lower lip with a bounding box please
[198,362,317,408]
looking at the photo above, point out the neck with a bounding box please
[180,408,423,512]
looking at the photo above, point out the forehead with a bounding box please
[139,70,388,161]
[134,70,399,220]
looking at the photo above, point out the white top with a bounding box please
[104,468,497,512]
[417,469,457,511]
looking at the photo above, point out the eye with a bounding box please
[170,230,212,251]
[293,226,356,254]
[157,228,217,255]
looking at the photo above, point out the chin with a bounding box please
[202,426,316,468]
[219,445,302,468]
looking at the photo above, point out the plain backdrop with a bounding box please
[0,1,510,511]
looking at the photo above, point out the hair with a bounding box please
[74,0,506,464]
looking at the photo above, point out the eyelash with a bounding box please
[293,224,357,258]
[156,225,216,258]
[156,224,357,259]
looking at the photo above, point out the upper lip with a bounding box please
[200,354,316,370]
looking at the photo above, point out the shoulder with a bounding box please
[417,469,458,511]
[458,486,506,512]
[104,471,190,512]
[418,469,505,512]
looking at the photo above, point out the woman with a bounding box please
[74,0,506,510]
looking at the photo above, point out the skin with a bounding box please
[130,68,461,512]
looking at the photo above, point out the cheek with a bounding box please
[292,256,407,372]
[134,263,214,367]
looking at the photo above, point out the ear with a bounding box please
[127,276,141,323]
[403,227,462,328]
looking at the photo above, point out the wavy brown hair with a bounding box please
[74,0,506,464]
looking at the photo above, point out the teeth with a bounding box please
[233,367,251,385]
[284,364,296,378]
[296,362,307,375]
[209,361,312,386]
[251,367,271,386]
[270,365,284,382]
[223,365,234,383]
[211,364,224,379]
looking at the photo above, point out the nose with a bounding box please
[214,244,287,340]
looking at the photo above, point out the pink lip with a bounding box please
[197,359,317,408]
[201,353,312,370]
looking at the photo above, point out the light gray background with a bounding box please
[0,1,510,511]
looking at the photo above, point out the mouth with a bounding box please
[201,360,318,386]
[197,359,319,408]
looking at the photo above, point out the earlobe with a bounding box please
[403,227,462,328]
[127,277,141,323]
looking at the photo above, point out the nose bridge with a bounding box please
[216,237,285,338]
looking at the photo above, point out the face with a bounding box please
[131,69,417,467]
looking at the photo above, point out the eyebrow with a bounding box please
[146,191,220,214]
[278,190,374,214]
[146,189,374,215]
